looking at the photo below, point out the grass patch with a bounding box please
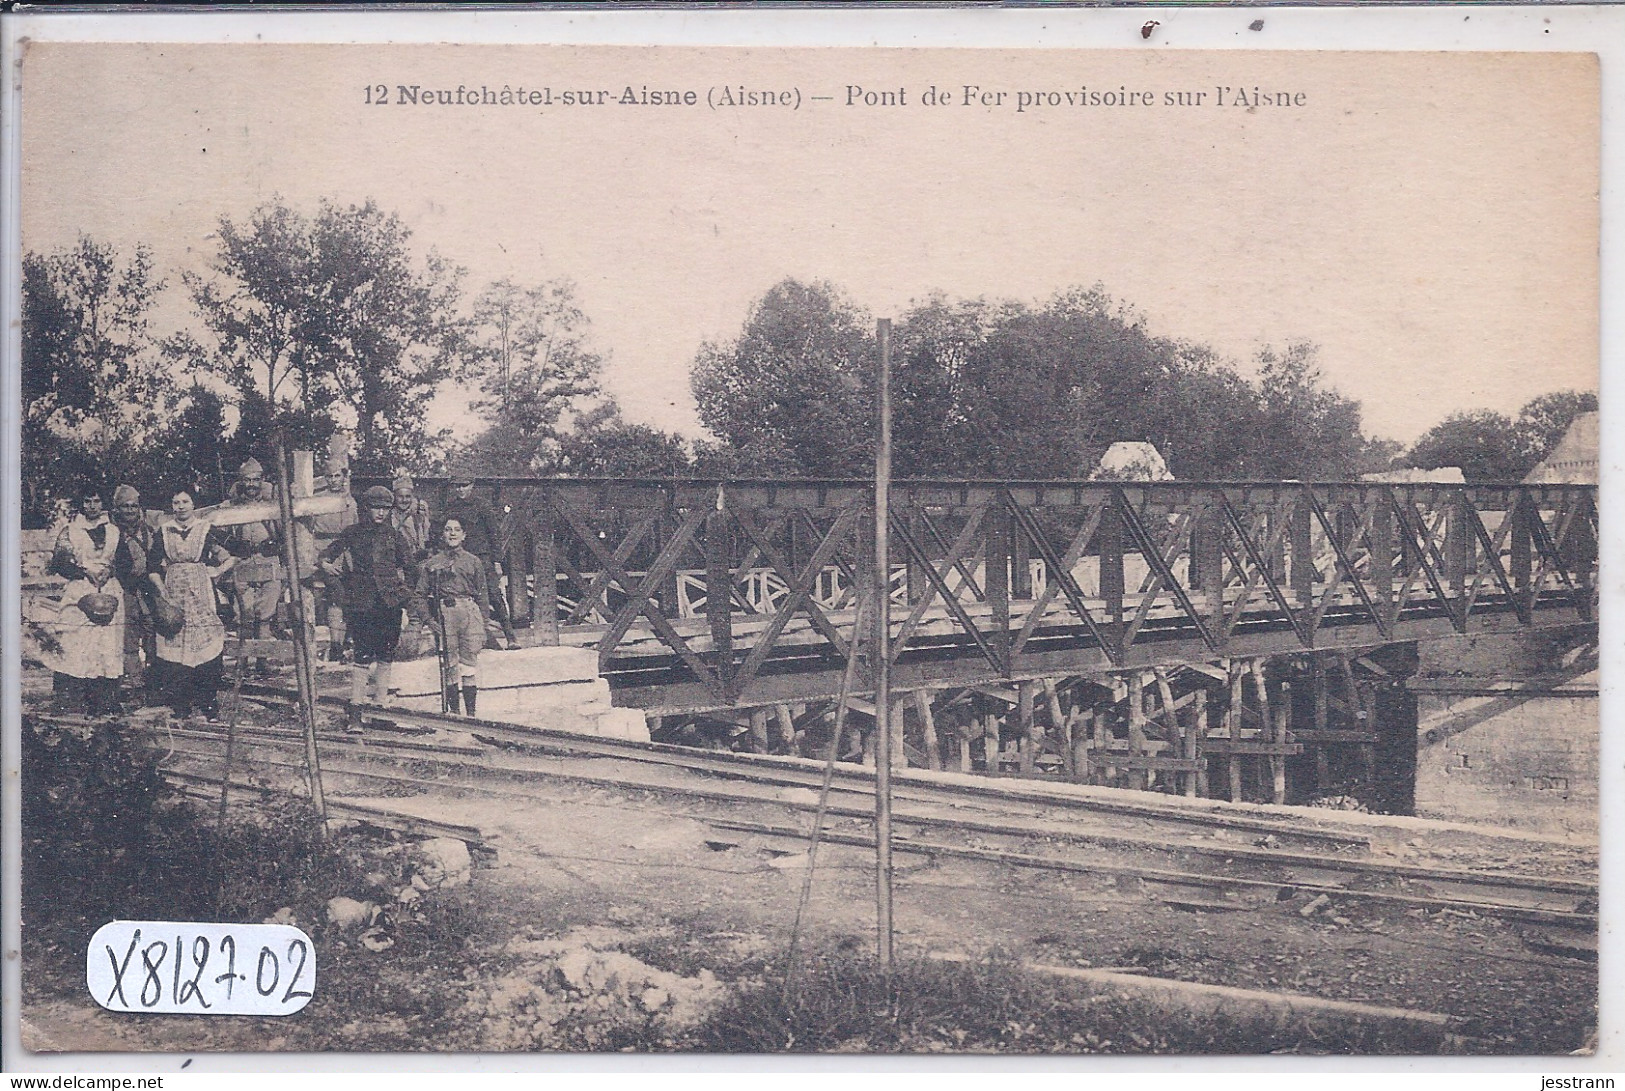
[678,947,1446,1054]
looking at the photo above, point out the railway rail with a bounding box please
[118,695,1597,930]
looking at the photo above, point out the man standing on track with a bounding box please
[438,472,520,650]
[414,516,495,717]
[320,484,420,731]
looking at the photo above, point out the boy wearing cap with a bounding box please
[438,473,519,649]
[320,484,420,728]
[414,517,494,716]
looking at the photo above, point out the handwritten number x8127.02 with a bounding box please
[88,921,315,1016]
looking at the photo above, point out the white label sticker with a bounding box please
[87,921,316,1016]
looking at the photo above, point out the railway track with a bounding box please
[122,695,1598,930]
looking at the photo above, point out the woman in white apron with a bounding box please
[43,491,131,715]
[148,491,235,720]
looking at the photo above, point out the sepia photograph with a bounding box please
[5,18,1605,1065]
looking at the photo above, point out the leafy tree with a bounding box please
[1245,341,1369,480]
[556,405,693,477]
[457,277,606,472]
[1514,390,1597,466]
[21,236,172,525]
[183,197,467,475]
[1403,410,1526,483]
[693,281,1377,482]
[690,279,876,476]
[150,384,232,504]
[1403,390,1597,483]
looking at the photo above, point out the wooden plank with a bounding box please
[1290,730,1379,744]
[201,493,346,528]
[1086,755,1202,773]
[1200,739,1305,756]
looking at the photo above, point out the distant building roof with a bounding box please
[1524,411,1598,484]
[1361,467,1467,484]
[1090,442,1174,482]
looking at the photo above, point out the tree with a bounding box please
[1403,410,1526,483]
[1514,390,1597,467]
[1245,342,1370,480]
[556,405,693,477]
[458,277,606,473]
[690,279,876,476]
[147,384,230,504]
[184,197,467,475]
[21,236,173,525]
[693,281,1379,482]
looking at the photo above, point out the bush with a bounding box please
[22,714,367,943]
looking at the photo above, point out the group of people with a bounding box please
[39,459,520,728]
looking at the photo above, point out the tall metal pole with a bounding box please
[872,318,894,971]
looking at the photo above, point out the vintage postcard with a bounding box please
[4,13,1608,1071]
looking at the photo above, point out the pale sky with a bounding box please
[20,43,1599,447]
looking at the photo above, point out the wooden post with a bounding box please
[986,498,1012,674]
[958,719,973,773]
[1446,492,1471,600]
[749,708,770,751]
[914,690,942,771]
[1261,665,1287,804]
[1094,694,1113,786]
[272,441,326,825]
[1042,679,1070,777]
[1127,672,1148,791]
[774,704,796,751]
[906,511,927,610]
[1290,500,1315,609]
[1074,708,1093,784]
[1227,662,1244,802]
[1011,504,1033,601]
[1369,497,1394,622]
[1099,499,1126,661]
[873,317,895,972]
[983,708,1001,772]
[1197,505,1225,629]
[705,505,734,700]
[533,497,560,646]
[1017,682,1036,773]
[1154,668,1189,797]
[1510,495,1533,608]
[1314,656,1331,789]
[1191,688,1209,798]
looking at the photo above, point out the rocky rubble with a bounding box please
[460,926,738,1050]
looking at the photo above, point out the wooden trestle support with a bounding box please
[650,643,1422,811]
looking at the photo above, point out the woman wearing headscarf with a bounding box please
[43,489,139,715]
[148,491,236,720]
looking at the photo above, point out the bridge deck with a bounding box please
[367,477,1595,712]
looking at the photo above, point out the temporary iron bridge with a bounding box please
[366,477,1597,810]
